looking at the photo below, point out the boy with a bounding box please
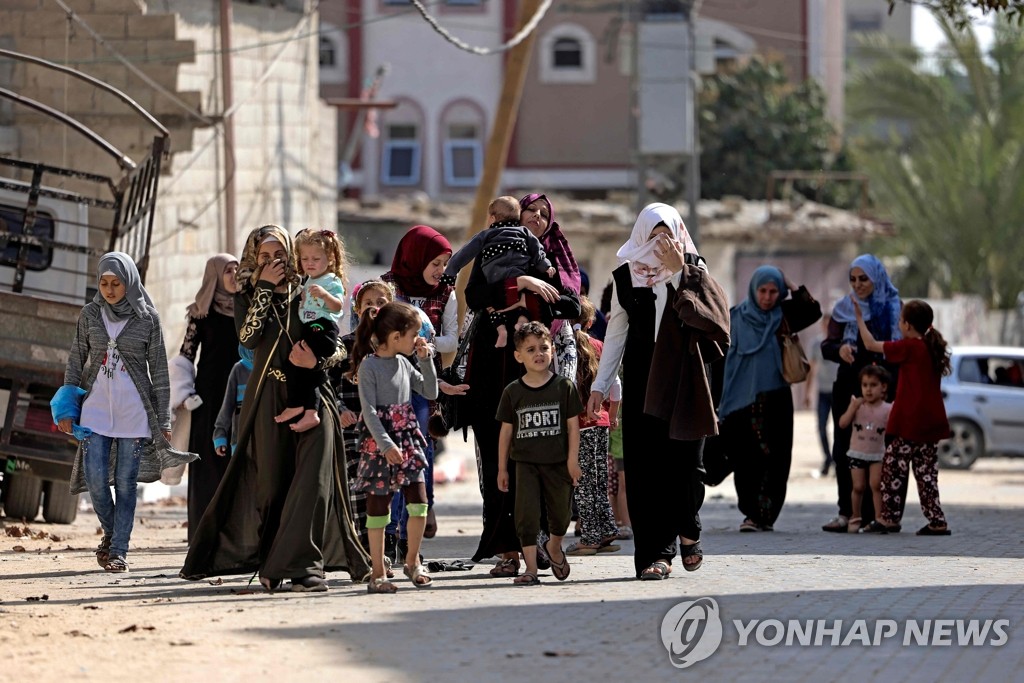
[496,322,583,585]
[443,196,556,348]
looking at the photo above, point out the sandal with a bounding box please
[858,520,890,534]
[367,576,398,594]
[259,576,282,592]
[847,517,863,534]
[541,540,570,581]
[640,560,671,581]
[104,555,128,573]
[290,575,328,592]
[489,557,520,578]
[565,543,599,556]
[739,519,759,533]
[916,524,951,536]
[383,556,395,579]
[597,535,621,553]
[822,515,849,533]
[513,571,540,586]
[403,563,433,587]
[680,541,703,572]
[95,536,112,568]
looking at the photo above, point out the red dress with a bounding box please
[883,339,951,443]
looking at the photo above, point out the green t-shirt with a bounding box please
[496,374,585,464]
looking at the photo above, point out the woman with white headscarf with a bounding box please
[588,203,730,580]
[181,225,369,592]
[55,252,196,572]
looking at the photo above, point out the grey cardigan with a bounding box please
[64,302,196,495]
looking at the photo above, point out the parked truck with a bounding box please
[0,49,168,523]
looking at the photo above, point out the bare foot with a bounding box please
[289,410,321,432]
[275,406,304,423]
[513,314,529,331]
[494,325,508,348]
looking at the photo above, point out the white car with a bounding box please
[938,346,1024,469]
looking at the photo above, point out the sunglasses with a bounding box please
[849,275,871,284]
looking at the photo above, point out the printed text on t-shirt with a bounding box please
[516,403,561,439]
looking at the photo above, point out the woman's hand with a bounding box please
[517,275,559,303]
[782,273,797,292]
[586,390,605,421]
[339,409,359,428]
[439,381,470,396]
[384,446,404,465]
[289,340,317,369]
[58,418,73,435]
[654,234,685,274]
[839,344,856,364]
[258,258,286,286]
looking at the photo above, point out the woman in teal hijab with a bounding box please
[721,266,821,532]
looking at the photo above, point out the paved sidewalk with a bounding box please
[2,413,1022,682]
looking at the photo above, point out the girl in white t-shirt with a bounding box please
[837,365,892,533]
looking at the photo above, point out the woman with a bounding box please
[588,203,728,580]
[465,193,581,572]
[56,252,195,571]
[170,253,240,539]
[719,266,821,533]
[180,225,369,591]
[380,225,462,544]
[821,254,905,532]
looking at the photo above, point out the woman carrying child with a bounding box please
[350,301,439,593]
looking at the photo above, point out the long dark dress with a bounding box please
[724,287,821,529]
[180,283,370,582]
[610,264,707,577]
[465,269,580,562]
[180,312,239,540]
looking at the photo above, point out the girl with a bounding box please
[854,299,952,535]
[55,252,194,572]
[350,302,439,593]
[275,228,347,432]
[332,279,395,552]
[566,296,621,556]
[836,365,892,533]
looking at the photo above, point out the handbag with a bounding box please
[430,314,477,438]
[779,318,810,384]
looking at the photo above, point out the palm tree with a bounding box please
[847,12,1024,309]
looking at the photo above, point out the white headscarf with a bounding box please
[616,203,698,288]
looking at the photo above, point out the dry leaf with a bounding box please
[542,651,579,657]
[48,533,63,542]
[208,577,224,586]
[66,630,91,638]
[83,605,100,610]
[12,546,26,553]
[25,595,49,602]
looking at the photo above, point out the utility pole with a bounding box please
[454,0,545,329]
[686,0,701,248]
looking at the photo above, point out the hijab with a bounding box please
[518,193,581,296]
[616,203,698,288]
[187,253,237,319]
[235,225,299,291]
[389,225,452,298]
[830,254,902,346]
[719,266,790,418]
[92,251,154,321]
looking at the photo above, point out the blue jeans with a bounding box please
[387,393,434,539]
[82,434,144,558]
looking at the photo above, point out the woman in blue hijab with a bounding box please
[721,266,821,532]
[820,254,905,532]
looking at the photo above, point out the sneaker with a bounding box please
[384,533,399,565]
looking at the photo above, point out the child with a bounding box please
[332,279,395,553]
[274,228,347,432]
[442,196,556,348]
[565,297,622,556]
[212,345,255,457]
[350,301,439,593]
[854,298,952,535]
[496,322,583,585]
[837,365,892,533]
[52,252,193,573]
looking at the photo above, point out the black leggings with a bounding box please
[366,483,427,517]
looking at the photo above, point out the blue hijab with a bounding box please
[830,254,901,346]
[719,266,789,418]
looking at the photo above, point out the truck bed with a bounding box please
[0,289,79,386]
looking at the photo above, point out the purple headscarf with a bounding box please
[518,193,581,297]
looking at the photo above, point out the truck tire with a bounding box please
[42,480,79,524]
[3,472,43,521]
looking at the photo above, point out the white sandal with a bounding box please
[403,563,433,587]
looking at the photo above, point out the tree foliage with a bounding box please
[894,1,1024,27]
[848,13,1024,308]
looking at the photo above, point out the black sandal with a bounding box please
[104,555,128,573]
[680,541,703,572]
[640,560,671,581]
[95,536,112,568]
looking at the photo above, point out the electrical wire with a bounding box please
[405,0,553,55]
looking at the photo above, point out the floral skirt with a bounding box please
[353,402,428,494]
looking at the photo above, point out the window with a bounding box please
[643,0,689,20]
[0,204,54,271]
[553,38,583,68]
[539,25,597,84]
[960,357,1024,388]
[382,124,421,186]
[446,0,482,5]
[848,12,882,33]
[318,36,335,67]
[444,124,482,186]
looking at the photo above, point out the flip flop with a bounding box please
[739,519,759,532]
[565,543,599,556]
[916,525,951,536]
[596,543,621,554]
[541,540,570,581]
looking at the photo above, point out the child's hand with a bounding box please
[497,469,509,492]
[384,446,404,465]
[851,294,863,320]
[546,266,556,278]
[57,418,73,435]
[568,459,582,487]
[414,337,433,359]
[339,409,359,428]
[308,284,326,299]
[216,446,228,457]
[850,396,864,410]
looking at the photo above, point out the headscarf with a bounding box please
[518,193,580,296]
[187,253,237,319]
[718,266,789,418]
[616,203,698,288]
[389,225,452,298]
[235,225,300,291]
[92,251,154,321]
[830,254,902,346]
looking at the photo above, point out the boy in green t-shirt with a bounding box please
[497,322,583,585]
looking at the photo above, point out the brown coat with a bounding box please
[644,264,731,441]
